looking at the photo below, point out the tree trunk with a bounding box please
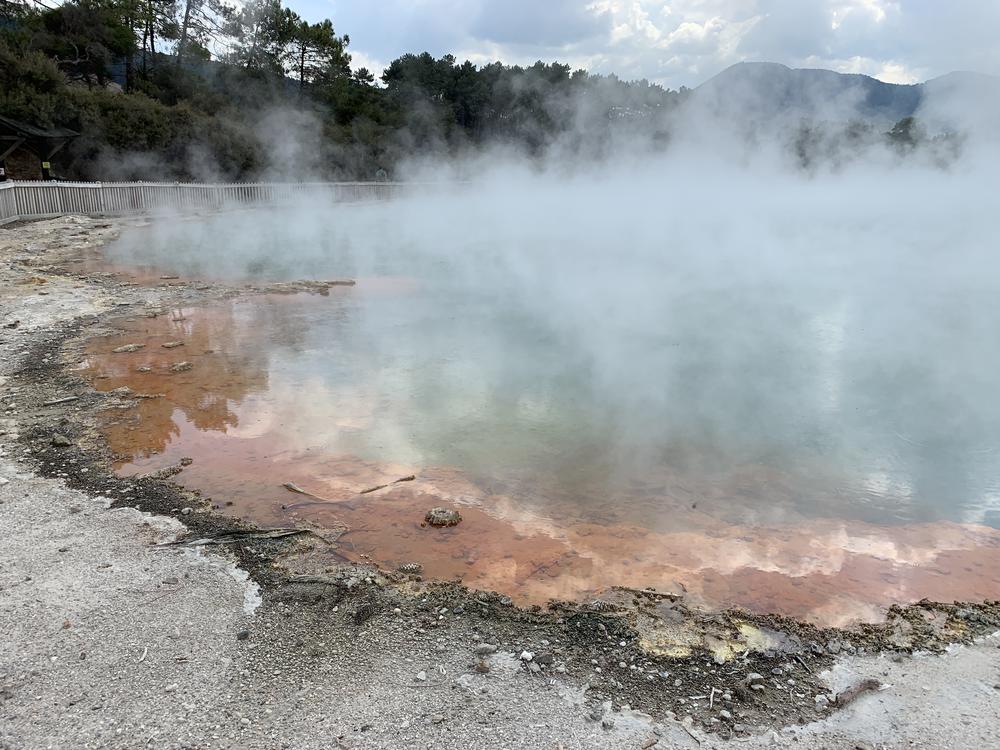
[148,0,156,73]
[141,20,149,78]
[246,21,260,70]
[299,44,306,91]
[177,0,192,68]
[125,44,134,92]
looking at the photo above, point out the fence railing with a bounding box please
[0,180,409,225]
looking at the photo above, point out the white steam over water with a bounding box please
[107,150,1000,527]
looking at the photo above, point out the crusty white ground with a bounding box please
[2,217,999,750]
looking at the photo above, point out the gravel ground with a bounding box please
[2,216,999,750]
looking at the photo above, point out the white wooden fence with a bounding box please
[0,180,408,225]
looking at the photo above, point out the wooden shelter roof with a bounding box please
[0,114,78,164]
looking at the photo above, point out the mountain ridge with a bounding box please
[694,62,1000,126]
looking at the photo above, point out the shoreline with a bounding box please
[2,215,1000,749]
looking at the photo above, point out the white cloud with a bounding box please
[831,0,899,28]
[298,0,999,88]
[346,49,386,77]
[818,55,922,84]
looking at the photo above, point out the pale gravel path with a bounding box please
[1,216,999,750]
[0,458,255,749]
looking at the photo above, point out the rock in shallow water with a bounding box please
[424,507,462,527]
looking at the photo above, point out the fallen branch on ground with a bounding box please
[282,482,319,497]
[42,395,79,406]
[358,475,416,494]
[155,528,314,547]
[281,482,335,508]
[282,475,416,509]
[289,574,344,584]
[832,678,882,707]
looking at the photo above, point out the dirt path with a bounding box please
[1,216,999,750]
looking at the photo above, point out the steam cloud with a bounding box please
[104,83,1000,529]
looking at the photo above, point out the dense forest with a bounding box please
[0,0,687,180]
[0,0,967,181]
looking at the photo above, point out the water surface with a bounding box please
[79,181,1000,624]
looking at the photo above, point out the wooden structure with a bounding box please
[0,180,413,225]
[0,115,79,181]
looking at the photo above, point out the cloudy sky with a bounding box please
[284,0,1000,89]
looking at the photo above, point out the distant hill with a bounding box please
[919,70,1000,131]
[692,62,1000,128]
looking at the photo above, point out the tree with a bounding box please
[887,116,927,150]
[223,0,296,75]
[31,1,136,87]
[0,0,694,180]
[0,38,66,125]
[352,67,374,85]
[0,0,34,24]
[289,18,350,92]
[137,0,179,78]
[175,0,231,69]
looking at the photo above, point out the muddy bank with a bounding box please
[3,215,1000,750]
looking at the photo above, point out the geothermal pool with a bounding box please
[78,174,1000,625]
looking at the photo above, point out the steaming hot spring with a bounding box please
[77,163,1000,627]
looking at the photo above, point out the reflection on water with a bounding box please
[79,287,1000,626]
